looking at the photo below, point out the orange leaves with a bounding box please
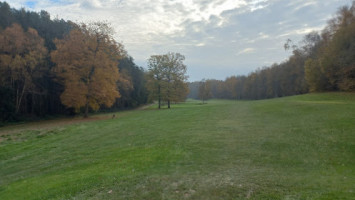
[0,24,46,58]
[60,80,88,113]
[0,23,47,113]
[51,23,124,116]
[117,69,133,94]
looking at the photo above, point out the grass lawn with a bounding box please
[0,93,354,199]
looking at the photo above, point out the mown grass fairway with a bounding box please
[0,93,354,199]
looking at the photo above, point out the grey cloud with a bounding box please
[7,0,352,81]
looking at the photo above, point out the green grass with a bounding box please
[0,93,354,199]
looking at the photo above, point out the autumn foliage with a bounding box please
[189,1,355,100]
[51,23,125,117]
[0,2,148,121]
[305,3,355,92]
[0,23,47,114]
[146,52,188,109]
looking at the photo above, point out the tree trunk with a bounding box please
[16,82,27,114]
[158,85,161,109]
[31,93,35,114]
[167,81,170,109]
[84,99,89,118]
[16,88,19,113]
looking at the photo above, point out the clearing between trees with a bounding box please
[0,93,354,199]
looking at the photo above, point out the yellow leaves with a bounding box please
[0,55,11,66]
[0,23,48,113]
[51,23,124,114]
[117,69,133,93]
[0,24,46,57]
[90,68,121,109]
[0,24,47,83]
[60,80,88,112]
[147,52,188,106]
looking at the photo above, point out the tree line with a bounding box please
[0,1,189,122]
[189,1,355,101]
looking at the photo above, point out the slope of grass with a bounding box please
[0,93,354,199]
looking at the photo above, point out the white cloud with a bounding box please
[237,48,256,55]
[258,32,270,39]
[277,26,324,38]
[6,0,352,81]
[249,0,269,12]
[79,0,103,8]
[196,43,205,47]
[293,1,317,11]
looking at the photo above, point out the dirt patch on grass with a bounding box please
[0,115,110,137]
[135,103,155,110]
[0,104,155,139]
[0,104,155,137]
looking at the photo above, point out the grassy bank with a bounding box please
[0,93,354,199]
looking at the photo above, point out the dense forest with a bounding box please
[1,1,354,122]
[189,1,355,100]
[0,1,148,122]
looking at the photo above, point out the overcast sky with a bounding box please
[8,0,352,81]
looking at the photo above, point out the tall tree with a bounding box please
[0,2,14,28]
[320,3,355,91]
[225,76,238,99]
[0,23,47,114]
[0,3,148,120]
[51,23,125,117]
[171,79,189,103]
[198,79,211,104]
[147,52,188,109]
[304,58,329,92]
[146,55,165,109]
[161,52,188,108]
[112,56,147,109]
